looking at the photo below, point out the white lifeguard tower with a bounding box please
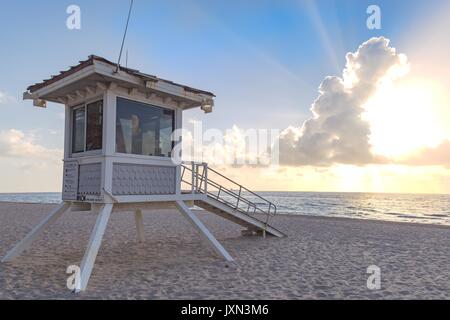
[2,56,285,291]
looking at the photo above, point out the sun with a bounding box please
[362,77,450,160]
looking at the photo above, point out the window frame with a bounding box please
[69,98,104,157]
[114,96,176,159]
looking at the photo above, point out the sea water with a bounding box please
[1,191,449,226]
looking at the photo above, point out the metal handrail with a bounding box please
[180,163,277,224]
[204,166,277,216]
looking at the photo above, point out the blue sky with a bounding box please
[0,0,442,137]
[1,0,449,192]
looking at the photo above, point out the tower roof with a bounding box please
[24,55,215,111]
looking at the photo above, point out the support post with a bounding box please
[191,162,195,193]
[1,202,71,262]
[134,209,145,243]
[175,201,233,262]
[204,163,208,194]
[77,203,113,292]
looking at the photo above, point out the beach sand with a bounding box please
[0,202,449,299]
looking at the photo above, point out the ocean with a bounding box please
[1,192,449,226]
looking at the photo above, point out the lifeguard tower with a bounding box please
[2,56,285,291]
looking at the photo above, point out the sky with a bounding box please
[0,0,449,193]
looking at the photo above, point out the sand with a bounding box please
[0,202,449,300]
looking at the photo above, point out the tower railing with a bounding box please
[181,162,277,226]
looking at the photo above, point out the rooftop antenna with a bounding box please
[116,0,134,73]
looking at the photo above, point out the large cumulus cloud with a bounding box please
[280,37,408,166]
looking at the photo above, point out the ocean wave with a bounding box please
[1,192,449,226]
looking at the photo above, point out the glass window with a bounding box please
[71,100,103,154]
[86,101,103,151]
[72,107,85,153]
[116,97,175,157]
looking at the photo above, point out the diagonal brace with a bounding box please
[175,200,233,262]
[77,203,113,292]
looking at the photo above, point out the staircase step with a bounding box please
[182,163,285,238]
[195,197,286,238]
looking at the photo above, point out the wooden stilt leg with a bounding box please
[77,203,113,292]
[175,201,233,262]
[134,209,145,243]
[1,202,71,263]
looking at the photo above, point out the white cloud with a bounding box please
[0,129,62,163]
[0,129,63,192]
[0,90,17,105]
[279,37,409,166]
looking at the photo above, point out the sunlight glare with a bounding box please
[363,78,450,159]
